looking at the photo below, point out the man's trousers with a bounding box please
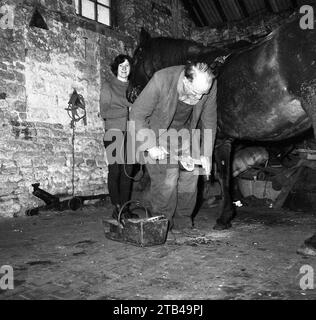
[146,162,199,229]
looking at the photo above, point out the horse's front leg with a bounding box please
[213,138,235,230]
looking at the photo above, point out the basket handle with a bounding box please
[117,200,151,222]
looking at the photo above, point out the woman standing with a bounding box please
[100,54,138,220]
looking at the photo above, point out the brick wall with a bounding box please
[0,0,194,218]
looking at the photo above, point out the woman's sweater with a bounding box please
[100,76,132,132]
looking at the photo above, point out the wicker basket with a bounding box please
[103,201,169,247]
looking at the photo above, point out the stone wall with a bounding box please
[0,0,194,218]
[115,0,193,41]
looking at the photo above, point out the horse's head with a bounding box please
[126,28,234,103]
[127,28,155,103]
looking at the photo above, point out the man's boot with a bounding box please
[297,233,316,256]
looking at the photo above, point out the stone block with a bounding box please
[36,128,50,138]
[6,83,26,99]
[0,204,15,218]
[20,166,34,175]
[96,160,107,167]
[19,112,27,120]
[33,170,51,181]
[14,100,27,112]
[46,157,65,167]
[1,159,16,169]
[31,157,47,168]
[0,62,8,70]
[0,69,15,81]
[86,159,96,167]
[14,154,33,167]
[1,167,18,175]
[0,182,18,196]
[15,62,25,70]
[14,71,25,83]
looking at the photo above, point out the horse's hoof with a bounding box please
[213,222,232,230]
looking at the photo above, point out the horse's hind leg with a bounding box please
[213,138,235,230]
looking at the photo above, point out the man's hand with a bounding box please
[147,146,168,160]
[200,155,211,179]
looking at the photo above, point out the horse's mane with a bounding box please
[148,37,200,65]
[144,33,271,71]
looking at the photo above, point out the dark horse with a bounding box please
[127,17,316,230]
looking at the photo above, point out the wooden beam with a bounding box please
[290,0,298,8]
[180,0,206,27]
[194,0,211,26]
[237,0,249,17]
[273,166,305,209]
[213,0,227,22]
[264,0,273,12]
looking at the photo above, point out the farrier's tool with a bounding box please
[144,149,210,180]
[175,155,209,180]
[176,155,202,171]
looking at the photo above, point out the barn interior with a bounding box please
[0,0,316,301]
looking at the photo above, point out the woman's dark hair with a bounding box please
[110,54,132,76]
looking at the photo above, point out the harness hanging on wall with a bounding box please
[25,91,108,216]
[65,89,87,197]
[66,89,87,129]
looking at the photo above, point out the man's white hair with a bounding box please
[184,61,214,82]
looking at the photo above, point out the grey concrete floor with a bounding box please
[0,199,316,300]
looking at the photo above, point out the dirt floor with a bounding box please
[0,197,316,300]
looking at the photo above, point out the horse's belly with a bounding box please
[219,97,311,141]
